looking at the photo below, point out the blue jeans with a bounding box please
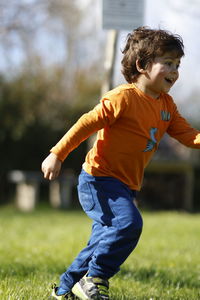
[59,169,143,292]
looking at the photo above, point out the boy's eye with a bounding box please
[165,61,180,69]
[165,61,172,66]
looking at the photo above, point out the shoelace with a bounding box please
[89,278,109,299]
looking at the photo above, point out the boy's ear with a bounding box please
[136,59,146,74]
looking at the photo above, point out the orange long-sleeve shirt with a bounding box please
[51,84,200,190]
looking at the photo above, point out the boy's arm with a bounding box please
[41,110,103,181]
[41,97,127,180]
[50,96,126,162]
[167,104,200,148]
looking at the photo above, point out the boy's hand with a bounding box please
[41,152,62,180]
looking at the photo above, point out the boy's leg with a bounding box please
[57,221,105,294]
[77,171,143,279]
[88,207,142,278]
[88,185,142,279]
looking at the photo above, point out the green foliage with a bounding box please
[0,63,101,204]
[0,207,199,299]
[0,65,101,171]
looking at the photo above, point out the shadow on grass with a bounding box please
[2,262,198,289]
[0,261,65,279]
[118,266,199,289]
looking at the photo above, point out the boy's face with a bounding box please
[144,52,181,98]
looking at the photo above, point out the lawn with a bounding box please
[0,205,199,300]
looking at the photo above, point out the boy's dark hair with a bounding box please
[121,26,184,83]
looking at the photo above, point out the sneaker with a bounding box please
[49,283,76,300]
[72,276,109,300]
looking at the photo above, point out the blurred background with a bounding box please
[1,0,200,212]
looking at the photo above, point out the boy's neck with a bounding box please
[133,81,160,100]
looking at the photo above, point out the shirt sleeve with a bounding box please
[50,94,127,161]
[167,101,200,148]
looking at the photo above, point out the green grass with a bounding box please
[0,205,199,300]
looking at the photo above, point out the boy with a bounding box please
[42,27,200,300]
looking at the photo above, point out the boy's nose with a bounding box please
[171,65,178,73]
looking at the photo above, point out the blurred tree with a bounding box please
[0,62,101,203]
[0,0,103,82]
[0,60,101,168]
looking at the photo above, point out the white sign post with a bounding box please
[102,0,144,31]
